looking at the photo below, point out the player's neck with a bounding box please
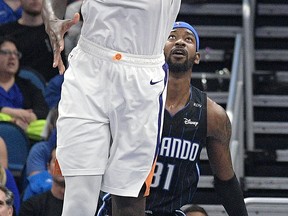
[166,80,190,115]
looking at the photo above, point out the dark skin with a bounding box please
[164,28,234,181]
[112,186,146,216]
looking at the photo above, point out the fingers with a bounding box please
[58,59,66,74]
[62,13,80,33]
[72,12,80,25]
[53,50,66,74]
[53,43,66,74]
[49,15,80,73]
[51,33,65,73]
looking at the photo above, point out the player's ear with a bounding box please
[194,52,200,64]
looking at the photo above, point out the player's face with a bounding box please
[164,28,200,73]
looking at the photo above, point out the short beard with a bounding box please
[166,57,194,74]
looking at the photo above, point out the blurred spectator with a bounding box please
[0,137,20,214]
[26,128,56,177]
[44,74,63,110]
[0,36,49,139]
[19,148,64,216]
[0,165,20,215]
[21,148,53,202]
[181,204,209,216]
[0,0,66,82]
[0,0,22,25]
[0,137,8,168]
[22,107,58,201]
[0,185,15,216]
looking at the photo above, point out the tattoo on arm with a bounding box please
[222,113,232,146]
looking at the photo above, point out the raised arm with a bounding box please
[42,0,67,21]
[42,0,79,74]
[206,97,248,216]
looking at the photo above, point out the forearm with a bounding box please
[214,174,248,216]
[1,107,14,117]
[42,0,67,21]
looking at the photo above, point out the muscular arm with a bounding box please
[206,97,234,180]
[42,0,67,21]
[206,97,248,216]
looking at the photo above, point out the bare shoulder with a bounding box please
[207,97,231,142]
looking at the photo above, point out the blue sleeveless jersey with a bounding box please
[146,86,207,213]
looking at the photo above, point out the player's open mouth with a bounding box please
[171,48,187,57]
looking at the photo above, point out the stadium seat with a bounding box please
[18,67,46,95]
[245,197,288,216]
[0,121,30,175]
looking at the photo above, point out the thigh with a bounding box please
[56,48,111,176]
[102,64,167,196]
[56,115,111,176]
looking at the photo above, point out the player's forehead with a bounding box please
[171,28,196,37]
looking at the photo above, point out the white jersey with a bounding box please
[57,0,182,201]
[81,0,181,55]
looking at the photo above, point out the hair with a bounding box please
[49,106,59,129]
[0,36,19,50]
[0,164,7,185]
[182,204,208,216]
[0,185,14,207]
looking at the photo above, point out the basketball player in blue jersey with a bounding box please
[96,22,248,216]
[41,1,201,216]
[145,22,248,216]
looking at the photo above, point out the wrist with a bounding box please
[214,174,248,216]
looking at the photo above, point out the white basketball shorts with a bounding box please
[56,36,167,197]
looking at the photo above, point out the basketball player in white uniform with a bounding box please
[41,0,190,215]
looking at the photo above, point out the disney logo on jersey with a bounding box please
[184,118,198,126]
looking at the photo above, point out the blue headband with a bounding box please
[173,21,200,51]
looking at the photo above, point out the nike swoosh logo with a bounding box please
[150,79,163,85]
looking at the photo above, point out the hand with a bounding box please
[3,107,37,123]
[45,13,80,74]
[13,118,29,131]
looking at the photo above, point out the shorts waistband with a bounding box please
[78,36,165,66]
